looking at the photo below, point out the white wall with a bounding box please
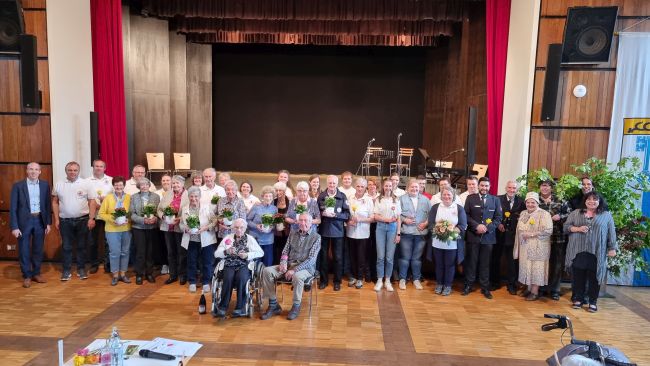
[46,0,94,182]
[498,0,541,193]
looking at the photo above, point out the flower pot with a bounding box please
[261,225,272,233]
[223,217,233,227]
[145,214,154,219]
[115,216,127,226]
[325,207,335,216]
[275,223,285,232]
[164,216,175,225]
[189,227,199,235]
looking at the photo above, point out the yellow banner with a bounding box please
[624,118,650,135]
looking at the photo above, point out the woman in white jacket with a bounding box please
[180,186,217,293]
[214,218,263,317]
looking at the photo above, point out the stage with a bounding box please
[1,262,649,366]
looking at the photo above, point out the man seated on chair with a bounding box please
[214,218,263,318]
[261,213,321,321]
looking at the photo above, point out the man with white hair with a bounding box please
[124,165,156,195]
[202,168,226,205]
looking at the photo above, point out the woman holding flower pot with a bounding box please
[427,187,467,296]
[158,175,187,285]
[98,176,132,286]
[513,192,553,301]
[286,181,321,233]
[216,180,247,239]
[247,185,278,266]
[180,186,218,293]
[273,181,290,265]
[130,178,161,285]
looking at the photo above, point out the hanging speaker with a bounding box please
[19,33,40,109]
[0,0,24,53]
[466,106,477,172]
[561,6,618,64]
[541,43,563,121]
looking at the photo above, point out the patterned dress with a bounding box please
[514,208,553,286]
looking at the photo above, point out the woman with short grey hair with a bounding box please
[130,178,161,285]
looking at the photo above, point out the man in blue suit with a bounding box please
[463,176,502,299]
[10,162,52,288]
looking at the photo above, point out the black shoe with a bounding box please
[146,274,155,283]
[304,283,312,292]
[179,276,187,285]
[136,276,143,285]
[318,282,328,290]
[260,303,282,320]
[214,308,226,318]
[519,289,531,298]
[481,289,493,299]
[89,265,99,274]
[231,309,247,318]
[461,285,472,296]
[165,276,178,285]
[111,277,119,286]
[507,286,518,296]
[551,292,561,301]
[333,283,341,291]
[287,304,301,320]
[119,275,131,284]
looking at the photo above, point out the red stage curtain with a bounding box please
[486,0,511,194]
[90,0,129,178]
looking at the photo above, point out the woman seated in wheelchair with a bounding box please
[214,218,263,317]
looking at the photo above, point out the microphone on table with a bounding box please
[139,349,176,360]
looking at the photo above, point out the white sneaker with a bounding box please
[374,279,383,292]
[385,280,394,292]
[202,284,210,293]
[348,277,357,287]
[189,284,197,293]
[161,265,169,275]
[414,280,423,290]
[399,279,407,290]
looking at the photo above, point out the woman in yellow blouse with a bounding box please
[98,176,132,286]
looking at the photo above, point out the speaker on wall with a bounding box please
[561,6,618,64]
[0,0,24,53]
[90,111,100,162]
[19,33,40,109]
[541,43,563,121]
[466,106,477,174]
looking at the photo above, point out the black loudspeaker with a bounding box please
[541,43,563,121]
[466,106,477,174]
[19,33,40,109]
[90,111,100,162]
[0,0,24,53]
[561,6,618,64]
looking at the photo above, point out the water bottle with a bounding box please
[108,327,124,366]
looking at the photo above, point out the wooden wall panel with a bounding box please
[528,129,609,175]
[169,32,188,156]
[0,212,62,260]
[542,0,650,16]
[536,18,565,69]
[0,164,53,211]
[187,43,213,171]
[24,9,48,57]
[0,116,52,162]
[0,59,21,112]
[22,0,46,9]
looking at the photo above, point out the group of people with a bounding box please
[10,161,617,321]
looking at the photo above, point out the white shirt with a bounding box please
[339,186,356,200]
[200,184,226,206]
[53,178,96,218]
[431,203,460,250]
[346,195,374,239]
[430,191,462,206]
[373,196,401,221]
[85,174,113,206]
[155,188,171,199]
[394,187,406,197]
[241,194,261,213]
[124,177,157,195]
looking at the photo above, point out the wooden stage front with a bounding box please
[1,261,649,366]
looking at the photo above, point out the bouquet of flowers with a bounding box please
[434,220,460,242]
[112,207,128,225]
[221,207,234,226]
[324,197,336,215]
[186,215,200,234]
[261,214,274,232]
[142,204,156,219]
[273,213,285,231]
[211,195,220,205]
[163,206,177,224]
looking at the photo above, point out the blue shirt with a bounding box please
[246,203,278,245]
[27,179,40,214]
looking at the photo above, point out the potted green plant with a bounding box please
[162,206,177,225]
[261,214,274,233]
[112,207,128,226]
[211,195,220,205]
[221,207,234,226]
[142,204,156,219]
[324,197,336,216]
[294,204,307,221]
[186,215,200,234]
[273,214,285,232]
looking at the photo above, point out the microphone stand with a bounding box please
[355,138,375,177]
[395,134,402,177]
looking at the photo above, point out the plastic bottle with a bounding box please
[108,327,124,366]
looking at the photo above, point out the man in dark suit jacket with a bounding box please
[9,162,52,288]
[491,180,526,294]
[463,177,502,299]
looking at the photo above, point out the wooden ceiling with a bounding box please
[138,0,481,47]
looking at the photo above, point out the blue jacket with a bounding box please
[464,193,503,245]
[399,193,431,236]
[317,189,350,238]
[10,180,52,230]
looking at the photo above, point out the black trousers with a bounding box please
[464,242,493,290]
[547,241,568,294]
[163,231,186,279]
[571,252,600,304]
[490,243,518,288]
[273,235,287,265]
[349,238,369,281]
[88,219,106,267]
[219,265,250,311]
[319,237,343,284]
[132,228,156,276]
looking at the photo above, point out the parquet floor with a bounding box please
[1,261,649,366]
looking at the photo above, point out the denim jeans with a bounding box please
[433,248,457,286]
[398,234,426,281]
[18,215,45,278]
[375,222,397,279]
[106,231,131,273]
[187,242,214,285]
[60,217,89,272]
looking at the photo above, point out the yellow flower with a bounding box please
[504,211,511,218]
[351,203,358,213]
[97,190,103,196]
[485,218,492,225]
[529,218,535,225]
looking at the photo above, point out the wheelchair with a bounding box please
[210,259,265,318]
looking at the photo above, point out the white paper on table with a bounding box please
[140,337,202,359]
[64,338,202,366]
